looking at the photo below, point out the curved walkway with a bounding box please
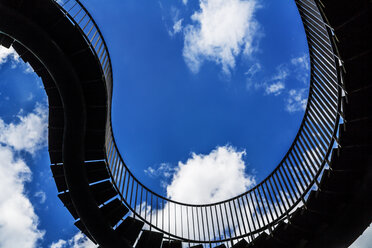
[0,0,370,247]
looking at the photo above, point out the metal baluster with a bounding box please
[292,142,312,183]
[247,193,259,231]
[200,207,206,241]
[273,171,290,212]
[205,207,211,243]
[256,186,269,226]
[156,197,158,227]
[233,200,242,236]
[192,206,196,241]
[264,181,278,220]
[162,199,165,230]
[120,168,127,197]
[129,176,135,208]
[134,182,138,216]
[287,154,308,191]
[241,195,253,241]
[279,165,298,201]
[187,206,190,241]
[125,172,130,200]
[219,204,227,241]
[139,187,143,216]
[223,203,233,247]
[214,205,221,240]
[268,178,283,216]
[150,194,152,230]
[237,198,247,239]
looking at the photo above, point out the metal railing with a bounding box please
[55,0,344,246]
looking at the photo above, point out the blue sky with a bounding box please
[0,0,370,247]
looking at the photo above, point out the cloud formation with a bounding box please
[291,54,310,84]
[247,54,310,113]
[34,191,47,204]
[183,0,260,75]
[286,88,307,113]
[265,81,285,96]
[0,103,48,248]
[0,103,48,155]
[148,145,255,204]
[50,232,96,248]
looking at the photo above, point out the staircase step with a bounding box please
[290,207,329,233]
[116,216,144,246]
[90,180,117,206]
[320,0,369,29]
[330,146,372,171]
[343,88,372,121]
[335,11,371,61]
[85,161,111,183]
[51,162,112,192]
[58,192,79,219]
[50,164,67,192]
[135,230,164,248]
[162,240,182,248]
[306,190,346,215]
[190,245,203,248]
[339,119,372,146]
[57,181,117,219]
[272,220,305,246]
[100,198,129,227]
[343,51,372,93]
[319,169,361,193]
[214,244,226,248]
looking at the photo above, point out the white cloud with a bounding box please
[145,163,176,188]
[50,239,67,248]
[245,62,261,90]
[0,103,48,155]
[0,145,44,248]
[34,191,47,204]
[50,232,97,248]
[265,81,285,96]
[271,65,289,81]
[291,54,309,70]
[350,225,372,248]
[182,0,188,5]
[286,88,307,113]
[183,0,260,75]
[145,163,175,179]
[169,18,184,37]
[0,103,48,248]
[173,19,183,34]
[0,46,19,67]
[291,54,310,84]
[166,145,255,204]
[253,65,288,94]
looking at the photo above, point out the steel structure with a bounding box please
[0,0,370,247]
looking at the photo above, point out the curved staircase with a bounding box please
[0,0,370,247]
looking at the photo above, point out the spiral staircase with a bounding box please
[0,0,370,247]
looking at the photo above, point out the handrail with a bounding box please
[54,0,344,246]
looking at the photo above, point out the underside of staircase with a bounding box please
[0,0,370,247]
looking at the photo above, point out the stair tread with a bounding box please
[135,230,164,248]
[116,216,144,246]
